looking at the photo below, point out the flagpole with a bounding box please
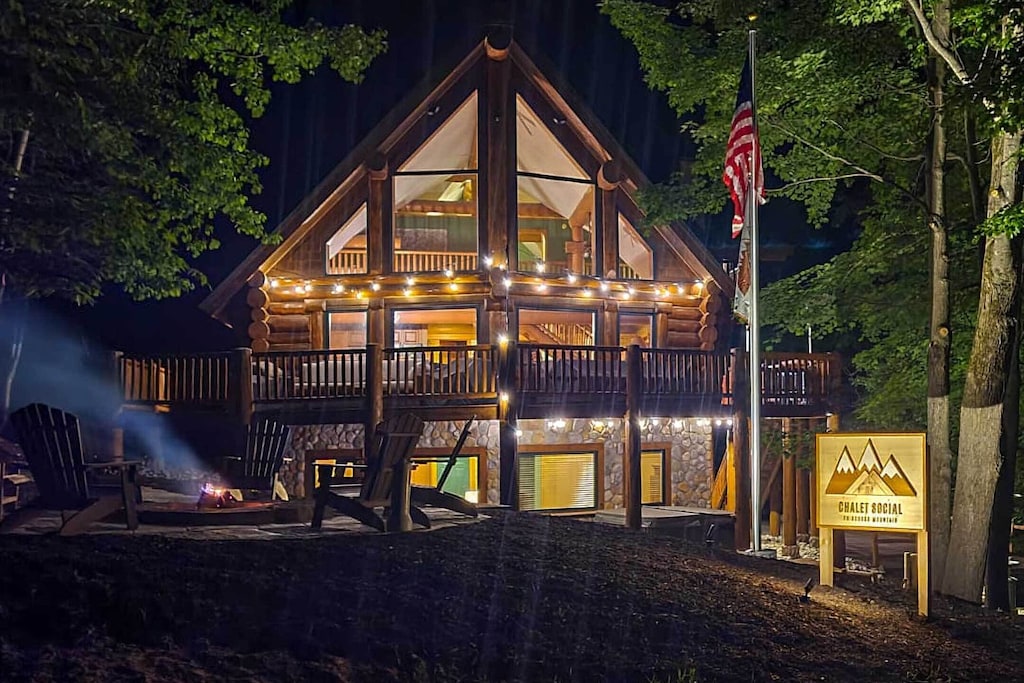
[747,28,763,553]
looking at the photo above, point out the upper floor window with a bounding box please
[618,213,653,280]
[515,95,595,276]
[326,204,368,275]
[394,92,478,273]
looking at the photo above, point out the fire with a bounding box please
[197,482,238,509]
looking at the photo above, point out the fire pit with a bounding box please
[196,483,242,510]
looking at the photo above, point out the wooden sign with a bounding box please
[816,433,929,616]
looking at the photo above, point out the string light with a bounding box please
[269,278,279,289]
[444,267,455,278]
[673,419,684,429]
[497,333,509,347]
[355,290,365,299]
[370,281,381,291]
[303,281,312,293]
[566,272,578,284]
[600,281,610,293]
[403,288,413,297]
[483,255,494,267]
[448,282,459,292]
[535,283,548,292]
[499,392,509,404]
[332,284,345,294]
[535,261,546,274]
[581,288,592,298]
[503,277,512,289]
[514,427,523,438]
[406,276,415,286]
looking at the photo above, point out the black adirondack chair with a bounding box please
[410,415,479,518]
[8,403,140,536]
[311,413,427,531]
[221,419,291,500]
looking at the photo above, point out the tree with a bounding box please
[899,0,1023,605]
[0,0,386,303]
[601,0,970,583]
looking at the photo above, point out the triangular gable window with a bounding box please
[618,213,653,280]
[394,92,479,273]
[515,95,595,276]
[326,203,368,274]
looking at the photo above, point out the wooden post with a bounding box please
[769,467,782,537]
[367,302,386,346]
[601,302,618,347]
[624,344,643,529]
[783,418,797,553]
[484,29,514,271]
[732,349,751,550]
[796,466,810,541]
[808,463,819,538]
[598,161,621,278]
[367,153,388,276]
[365,344,383,457]
[827,412,845,568]
[229,347,253,425]
[498,340,519,507]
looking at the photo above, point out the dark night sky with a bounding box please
[45,0,837,354]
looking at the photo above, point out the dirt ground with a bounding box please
[1,512,1021,682]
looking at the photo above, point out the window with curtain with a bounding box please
[641,448,667,505]
[518,450,598,511]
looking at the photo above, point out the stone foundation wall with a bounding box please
[278,417,712,508]
[515,417,713,509]
[278,419,500,503]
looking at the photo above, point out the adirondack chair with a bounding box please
[8,403,140,536]
[410,415,479,518]
[221,419,291,500]
[311,413,427,531]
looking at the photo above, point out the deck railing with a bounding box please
[393,250,477,273]
[252,349,368,401]
[116,344,838,415]
[517,344,624,395]
[384,345,496,396]
[641,349,731,400]
[119,351,233,405]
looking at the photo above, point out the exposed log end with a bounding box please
[485,27,512,60]
[248,321,271,340]
[597,160,623,190]
[247,271,268,289]
[367,152,388,181]
[251,338,270,353]
[246,288,270,308]
[250,307,269,323]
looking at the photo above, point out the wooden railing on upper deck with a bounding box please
[517,344,624,395]
[252,349,367,401]
[641,349,731,401]
[119,351,233,405]
[760,352,834,407]
[384,345,496,397]
[327,249,479,275]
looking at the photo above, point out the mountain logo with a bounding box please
[825,439,916,497]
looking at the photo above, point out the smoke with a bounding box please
[3,301,206,472]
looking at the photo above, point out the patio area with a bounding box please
[0,485,485,540]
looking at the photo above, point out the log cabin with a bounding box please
[119,33,840,527]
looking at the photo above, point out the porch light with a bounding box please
[332,284,345,294]
[715,419,723,427]
[445,267,455,278]
[500,392,509,404]
[600,281,610,293]
[269,278,279,289]
[483,255,494,267]
[371,281,381,291]
[673,419,684,429]
[498,333,509,347]
[650,418,660,426]
[591,419,606,433]
[727,419,733,426]
[536,261,546,273]
[514,427,523,438]
[549,418,566,430]
[448,282,459,292]
[498,262,507,271]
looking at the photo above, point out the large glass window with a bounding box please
[392,308,477,348]
[518,450,598,511]
[619,312,653,348]
[516,95,595,276]
[328,311,367,349]
[618,213,653,280]
[518,308,595,346]
[325,204,368,274]
[394,92,478,273]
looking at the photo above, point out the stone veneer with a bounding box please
[278,417,712,508]
[515,417,713,509]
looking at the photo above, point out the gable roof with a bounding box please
[201,36,731,321]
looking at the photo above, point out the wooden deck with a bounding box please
[116,344,841,424]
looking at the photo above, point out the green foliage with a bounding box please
[0,0,385,302]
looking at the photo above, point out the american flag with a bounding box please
[722,55,764,239]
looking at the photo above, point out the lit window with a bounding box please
[518,451,598,511]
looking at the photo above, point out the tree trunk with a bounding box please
[985,242,1022,611]
[942,129,1022,602]
[925,2,952,589]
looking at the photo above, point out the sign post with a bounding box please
[816,433,929,616]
